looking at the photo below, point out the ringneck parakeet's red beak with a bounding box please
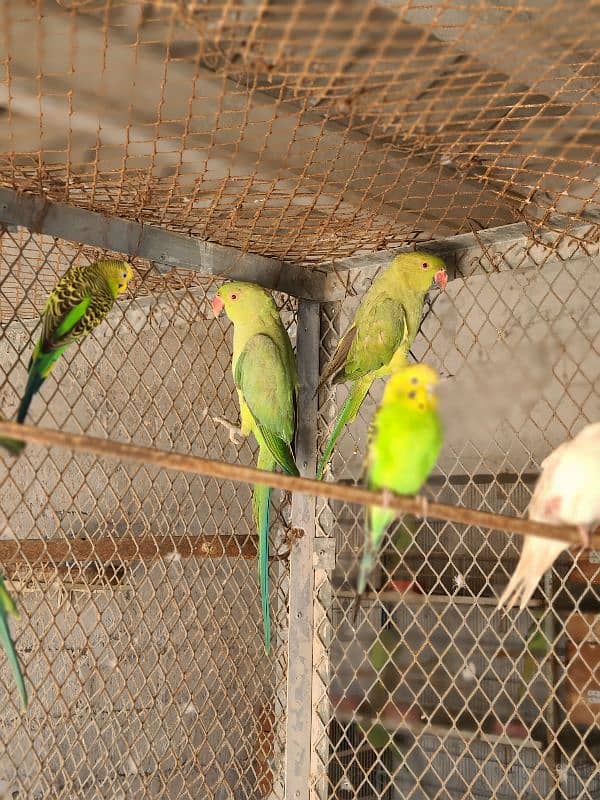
[211,295,225,316]
[434,270,447,290]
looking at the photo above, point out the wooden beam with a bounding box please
[285,299,320,800]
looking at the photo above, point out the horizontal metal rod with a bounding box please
[335,590,542,608]
[0,533,256,565]
[0,421,592,548]
[0,187,327,302]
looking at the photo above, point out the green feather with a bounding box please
[0,438,25,456]
[235,334,297,453]
[356,506,394,596]
[54,297,91,340]
[358,366,442,606]
[519,611,550,699]
[317,376,371,480]
[17,263,122,424]
[254,446,276,655]
[0,575,27,710]
[257,425,299,476]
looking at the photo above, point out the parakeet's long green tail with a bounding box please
[0,575,27,710]
[0,436,25,456]
[17,361,45,425]
[353,505,394,622]
[317,375,372,480]
[253,446,276,655]
[17,346,65,425]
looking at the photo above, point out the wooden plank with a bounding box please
[335,709,541,749]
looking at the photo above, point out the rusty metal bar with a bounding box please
[0,187,327,302]
[0,421,590,547]
[0,534,256,564]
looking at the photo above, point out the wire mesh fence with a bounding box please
[315,229,600,800]
[1,1,600,799]
[2,0,600,263]
[0,224,292,799]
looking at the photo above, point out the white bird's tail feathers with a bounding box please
[497,535,569,611]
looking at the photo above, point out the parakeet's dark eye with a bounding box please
[421,262,429,269]
[230,293,238,300]
[408,391,416,399]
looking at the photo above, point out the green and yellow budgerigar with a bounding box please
[212,282,298,654]
[17,260,134,424]
[317,252,447,479]
[0,574,27,710]
[357,364,443,599]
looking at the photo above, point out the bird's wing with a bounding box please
[342,296,408,381]
[235,333,298,475]
[40,291,92,353]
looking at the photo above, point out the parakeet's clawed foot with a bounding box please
[380,489,394,508]
[577,525,591,551]
[273,528,305,560]
[416,494,429,521]
[212,415,244,445]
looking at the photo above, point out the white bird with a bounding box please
[498,422,600,610]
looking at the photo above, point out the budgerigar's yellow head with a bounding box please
[383,364,440,411]
[211,281,277,323]
[97,260,134,297]
[388,251,448,293]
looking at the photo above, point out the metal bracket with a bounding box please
[313,537,336,571]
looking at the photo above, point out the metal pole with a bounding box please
[285,299,320,800]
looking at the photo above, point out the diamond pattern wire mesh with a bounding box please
[315,229,600,799]
[0,225,291,799]
[2,0,600,264]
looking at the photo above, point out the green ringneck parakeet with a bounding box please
[498,422,600,611]
[212,282,299,654]
[316,252,447,480]
[358,364,443,598]
[0,574,27,710]
[17,260,134,424]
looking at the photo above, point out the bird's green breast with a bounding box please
[369,401,442,496]
[232,313,297,389]
[350,277,427,376]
